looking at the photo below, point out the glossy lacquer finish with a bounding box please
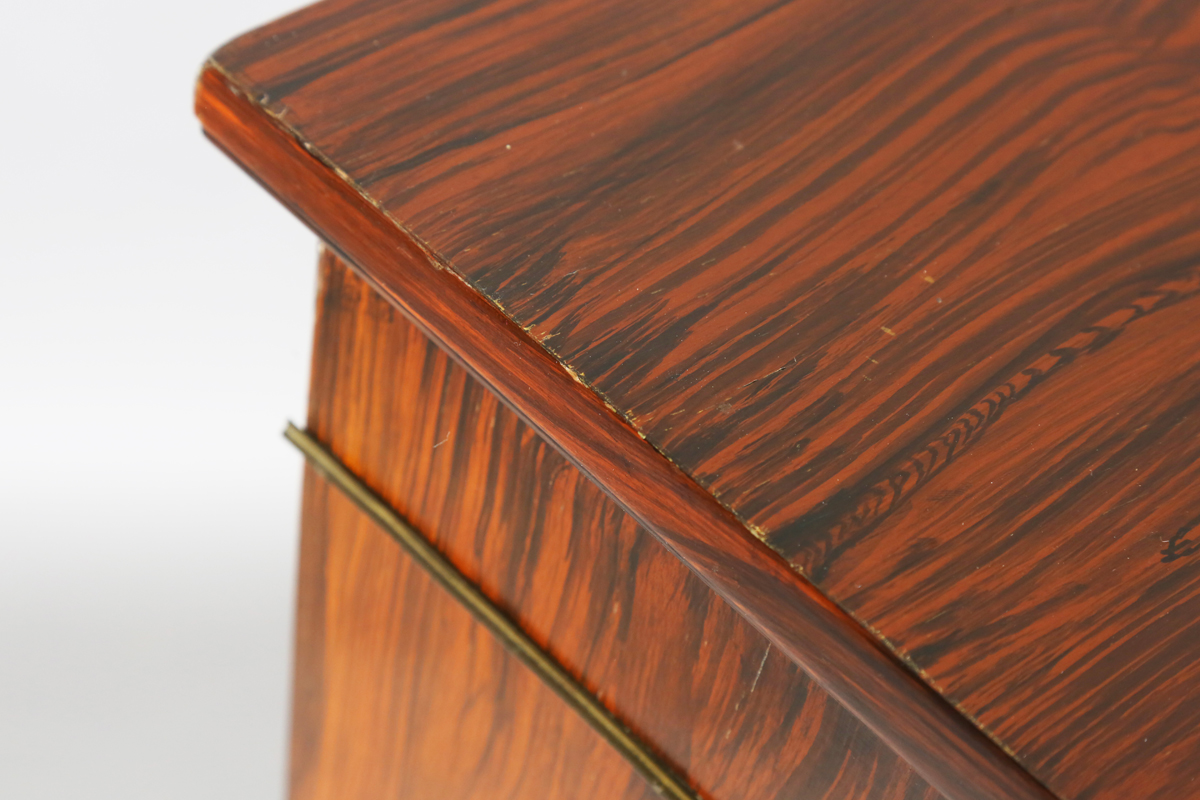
[199,1,1200,798]
[296,251,942,800]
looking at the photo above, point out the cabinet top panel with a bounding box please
[200,2,1200,799]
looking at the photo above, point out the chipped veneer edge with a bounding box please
[200,59,724,515]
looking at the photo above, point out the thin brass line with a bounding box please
[283,423,699,800]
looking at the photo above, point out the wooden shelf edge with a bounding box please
[195,63,1057,800]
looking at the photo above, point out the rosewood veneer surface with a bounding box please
[197,2,1200,799]
[297,251,942,800]
[294,468,662,800]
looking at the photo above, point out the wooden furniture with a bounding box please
[195,2,1200,799]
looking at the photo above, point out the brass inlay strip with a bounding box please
[284,423,699,800]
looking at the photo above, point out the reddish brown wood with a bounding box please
[199,1,1200,798]
[197,67,1045,800]
[292,466,661,800]
[296,250,943,800]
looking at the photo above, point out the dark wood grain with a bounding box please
[196,68,1048,800]
[296,249,945,800]
[292,465,663,800]
[200,1,1200,797]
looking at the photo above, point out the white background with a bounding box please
[1,2,317,798]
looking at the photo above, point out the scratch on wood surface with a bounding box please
[749,644,770,696]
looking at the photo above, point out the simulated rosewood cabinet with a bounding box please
[195,2,1200,799]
